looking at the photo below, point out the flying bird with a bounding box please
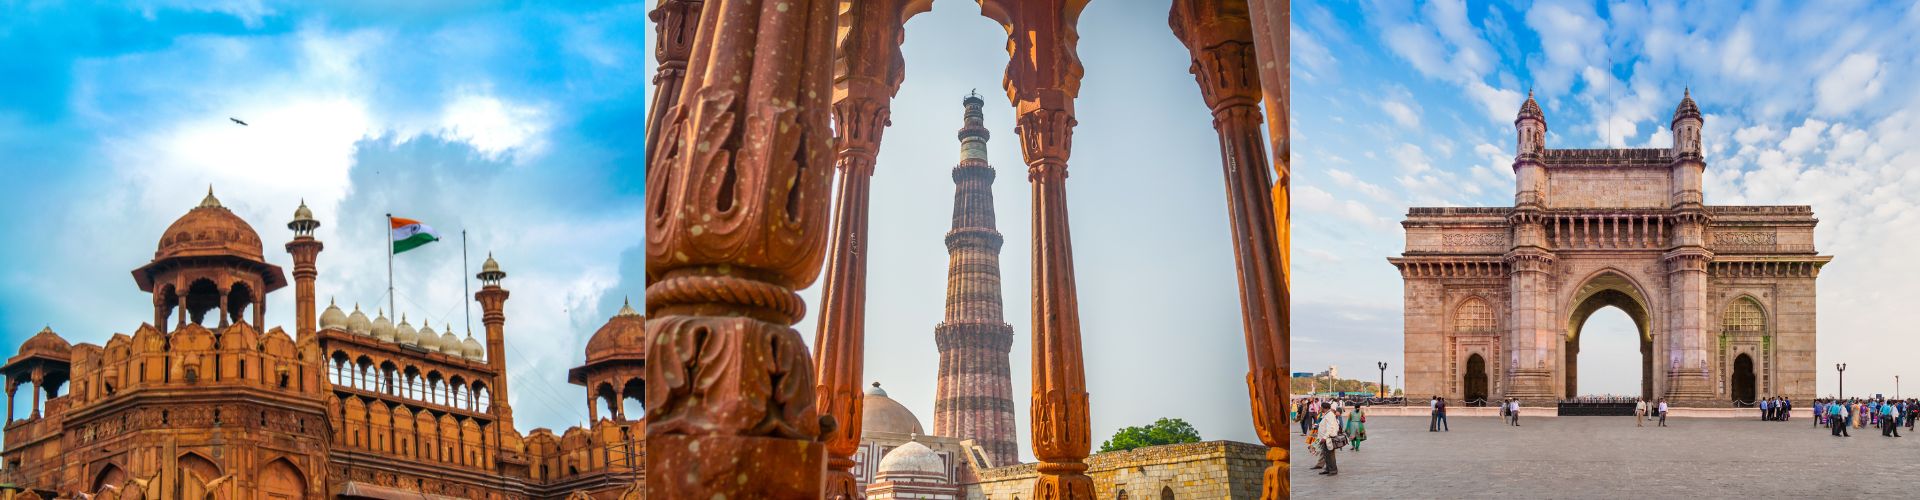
[230,117,249,126]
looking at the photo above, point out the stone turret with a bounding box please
[932,92,1019,467]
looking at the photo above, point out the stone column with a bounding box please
[1245,1,1290,496]
[6,379,15,423]
[814,2,920,496]
[980,0,1093,497]
[1664,212,1714,400]
[1505,209,1557,400]
[1171,1,1290,498]
[644,0,702,163]
[644,0,838,496]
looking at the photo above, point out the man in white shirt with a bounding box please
[1509,399,1521,426]
[1657,399,1669,427]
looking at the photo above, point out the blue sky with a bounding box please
[0,1,647,435]
[1293,0,1920,397]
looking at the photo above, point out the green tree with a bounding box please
[1099,417,1202,453]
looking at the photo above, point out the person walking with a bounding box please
[1436,397,1450,432]
[1656,399,1669,427]
[1830,402,1847,437]
[1509,398,1522,427]
[1346,406,1368,451]
[1314,404,1342,476]
[1635,398,1648,427]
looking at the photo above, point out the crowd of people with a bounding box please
[1289,397,1370,476]
[1812,397,1918,438]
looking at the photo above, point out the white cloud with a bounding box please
[1379,94,1422,128]
[1780,119,1829,156]
[440,92,551,160]
[1815,53,1884,116]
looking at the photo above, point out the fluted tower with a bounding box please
[933,91,1019,466]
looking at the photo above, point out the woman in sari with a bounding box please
[1345,406,1368,451]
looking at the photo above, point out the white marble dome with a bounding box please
[438,327,460,355]
[874,440,947,479]
[345,305,372,335]
[319,300,348,330]
[461,334,484,361]
[395,317,418,345]
[418,323,439,350]
[371,310,395,341]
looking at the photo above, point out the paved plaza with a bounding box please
[1290,415,1920,498]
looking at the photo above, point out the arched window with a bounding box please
[1722,298,1765,335]
[1455,297,1495,332]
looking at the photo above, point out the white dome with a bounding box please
[346,305,372,335]
[371,310,395,341]
[462,334,484,360]
[438,327,460,355]
[319,300,348,330]
[875,441,948,480]
[395,317,418,345]
[418,323,439,350]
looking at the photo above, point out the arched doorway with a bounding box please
[1463,354,1489,403]
[92,463,127,494]
[176,452,221,499]
[1731,354,1756,404]
[1565,272,1655,401]
[260,458,307,500]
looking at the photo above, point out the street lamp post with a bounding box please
[1378,362,1389,399]
[1836,363,1847,400]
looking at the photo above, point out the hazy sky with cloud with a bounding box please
[1293,0,1920,398]
[0,1,646,434]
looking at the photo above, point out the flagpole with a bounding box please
[463,229,472,336]
[387,213,396,320]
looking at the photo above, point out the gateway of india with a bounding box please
[1392,90,1832,405]
[0,191,649,498]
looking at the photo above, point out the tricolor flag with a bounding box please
[390,216,441,254]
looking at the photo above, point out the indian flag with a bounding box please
[390,216,441,254]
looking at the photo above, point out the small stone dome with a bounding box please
[292,199,314,223]
[438,326,460,355]
[585,299,645,363]
[874,440,947,479]
[861,382,924,436]
[1517,89,1544,122]
[1672,87,1701,123]
[371,310,395,341]
[462,333,484,360]
[418,323,440,350]
[395,316,418,345]
[345,304,372,335]
[19,327,72,359]
[155,187,265,262]
[319,300,348,330]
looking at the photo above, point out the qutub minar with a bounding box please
[932,92,1020,468]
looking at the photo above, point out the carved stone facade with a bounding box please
[1391,90,1832,405]
[1,193,643,499]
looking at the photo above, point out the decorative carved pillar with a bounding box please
[645,0,703,163]
[1243,2,1290,496]
[6,379,15,423]
[815,1,924,497]
[980,0,1093,497]
[644,0,838,497]
[1170,1,1289,497]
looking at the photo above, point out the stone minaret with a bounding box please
[933,92,1019,466]
[476,254,514,428]
[285,200,324,338]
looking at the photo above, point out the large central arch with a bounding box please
[1564,271,1655,400]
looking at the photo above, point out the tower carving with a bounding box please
[932,92,1020,467]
